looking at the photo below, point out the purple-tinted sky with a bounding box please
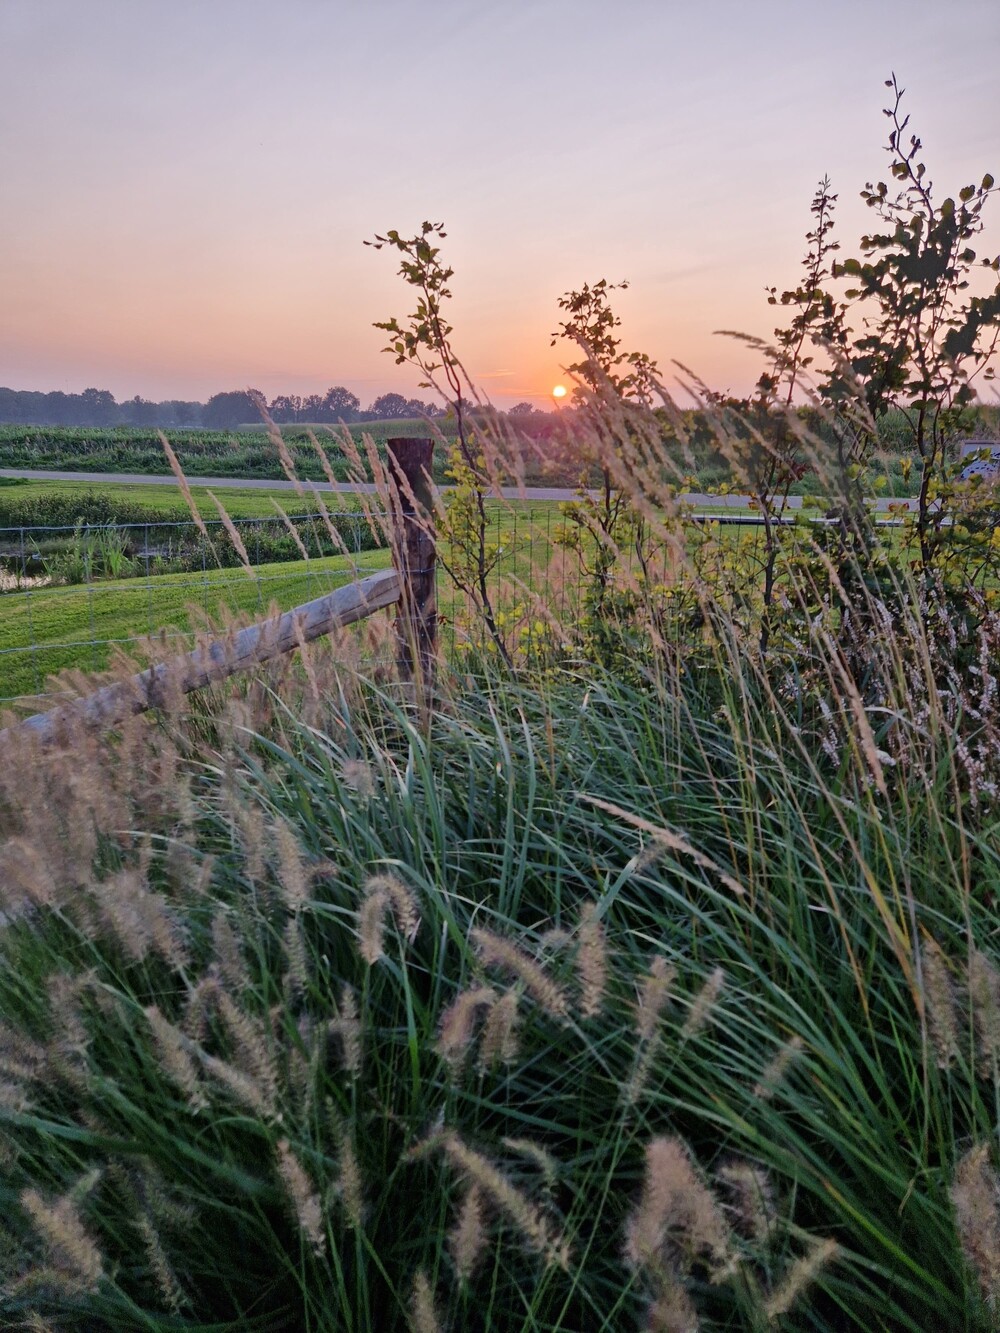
[2,0,999,409]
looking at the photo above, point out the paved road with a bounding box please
[0,467,919,512]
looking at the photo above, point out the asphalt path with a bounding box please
[0,467,917,511]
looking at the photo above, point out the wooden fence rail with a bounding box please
[0,438,436,745]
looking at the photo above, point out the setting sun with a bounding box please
[551,384,568,399]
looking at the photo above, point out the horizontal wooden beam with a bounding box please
[3,567,401,744]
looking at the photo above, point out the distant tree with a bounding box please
[322,386,361,422]
[301,393,324,421]
[367,392,411,420]
[508,401,536,417]
[80,387,118,426]
[203,390,261,430]
[120,395,158,427]
[269,394,302,424]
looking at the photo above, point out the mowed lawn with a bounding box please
[0,549,393,703]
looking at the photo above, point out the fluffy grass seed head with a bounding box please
[408,1268,442,1333]
[358,873,420,964]
[436,986,497,1072]
[21,1187,104,1292]
[477,990,520,1071]
[576,901,608,1018]
[764,1237,840,1322]
[680,968,725,1041]
[450,1182,488,1283]
[471,927,569,1020]
[276,1138,326,1257]
[625,1137,732,1280]
[919,936,960,1071]
[951,1142,1000,1309]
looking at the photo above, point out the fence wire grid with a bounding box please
[0,506,910,707]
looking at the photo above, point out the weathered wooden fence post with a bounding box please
[386,437,437,689]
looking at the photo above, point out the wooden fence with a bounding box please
[0,438,436,745]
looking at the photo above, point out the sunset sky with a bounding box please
[2,0,999,410]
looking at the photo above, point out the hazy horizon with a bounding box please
[3,0,999,411]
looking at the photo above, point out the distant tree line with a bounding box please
[0,384,459,431]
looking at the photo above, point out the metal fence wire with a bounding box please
[0,507,911,707]
[0,510,389,704]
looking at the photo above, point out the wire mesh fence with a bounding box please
[0,511,390,705]
[0,504,911,708]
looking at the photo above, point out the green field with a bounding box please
[0,549,393,703]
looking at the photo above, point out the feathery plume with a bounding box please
[969,948,1000,1076]
[276,1138,326,1256]
[920,937,960,1070]
[717,1160,775,1244]
[136,1212,184,1312]
[329,985,362,1079]
[471,927,569,1019]
[215,991,279,1116]
[636,956,675,1042]
[501,1138,559,1189]
[274,819,309,911]
[358,873,420,964]
[477,990,520,1071]
[338,1131,364,1230]
[754,1035,804,1101]
[270,498,311,561]
[680,969,725,1040]
[645,1281,700,1333]
[951,1143,1000,1309]
[764,1237,839,1321]
[450,1182,488,1282]
[144,1006,206,1110]
[625,1137,732,1279]
[436,987,497,1071]
[408,1269,442,1333]
[211,911,249,996]
[441,1133,570,1269]
[576,902,608,1018]
[21,1187,104,1291]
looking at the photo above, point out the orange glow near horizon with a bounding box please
[551,384,568,399]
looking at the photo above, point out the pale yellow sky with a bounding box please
[2,0,998,409]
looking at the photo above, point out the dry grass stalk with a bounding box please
[441,1133,570,1270]
[158,431,209,539]
[270,497,311,561]
[276,1138,326,1257]
[579,796,746,897]
[471,927,569,1020]
[951,1142,1000,1310]
[21,1187,104,1291]
[450,1182,487,1282]
[624,1137,732,1280]
[576,901,608,1018]
[206,490,253,577]
[358,873,420,964]
[764,1236,839,1321]
[501,1137,559,1189]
